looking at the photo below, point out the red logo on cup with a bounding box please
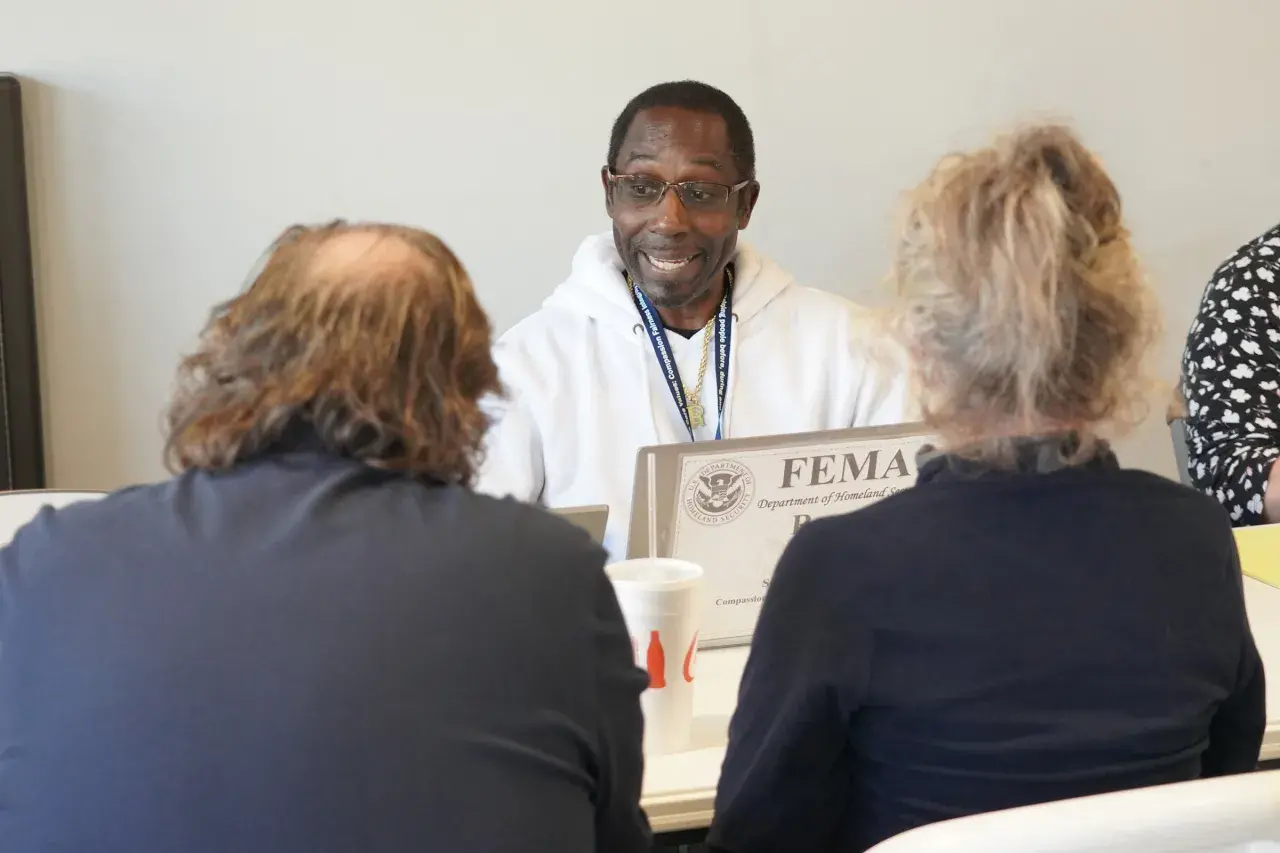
[683,632,698,683]
[646,631,666,689]
[635,631,698,689]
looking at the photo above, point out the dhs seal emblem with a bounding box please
[684,460,754,526]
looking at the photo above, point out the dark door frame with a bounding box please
[0,75,46,489]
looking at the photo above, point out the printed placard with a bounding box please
[629,425,931,647]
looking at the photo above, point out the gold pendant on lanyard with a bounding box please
[626,266,728,438]
[683,319,714,430]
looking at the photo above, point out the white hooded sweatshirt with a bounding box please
[477,233,911,561]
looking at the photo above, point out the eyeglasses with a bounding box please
[607,171,752,213]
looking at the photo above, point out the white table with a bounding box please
[641,646,746,834]
[641,576,1280,835]
[1245,577,1280,761]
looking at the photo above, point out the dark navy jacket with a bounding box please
[710,449,1265,853]
[0,450,650,853]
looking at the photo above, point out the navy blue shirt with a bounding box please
[0,451,651,853]
[709,449,1265,853]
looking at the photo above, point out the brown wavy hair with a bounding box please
[889,124,1158,463]
[165,221,500,485]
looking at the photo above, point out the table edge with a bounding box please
[642,733,1280,833]
[643,788,716,834]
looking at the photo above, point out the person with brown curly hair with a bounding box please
[0,222,651,853]
[707,127,1263,853]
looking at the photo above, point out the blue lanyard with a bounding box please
[629,267,734,442]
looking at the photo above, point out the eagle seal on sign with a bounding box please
[696,470,745,515]
[683,460,754,526]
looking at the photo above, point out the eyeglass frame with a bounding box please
[604,169,755,213]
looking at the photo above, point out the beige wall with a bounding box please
[4,0,1280,487]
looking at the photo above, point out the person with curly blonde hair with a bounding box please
[709,127,1263,853]
[0,223,651,853]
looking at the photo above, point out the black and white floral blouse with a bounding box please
[1183,222,1280,525]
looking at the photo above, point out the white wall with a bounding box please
[4,0,1280,488]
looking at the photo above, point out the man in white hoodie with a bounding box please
[479,80,909,561]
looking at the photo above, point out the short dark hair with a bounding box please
[607,80,756,180]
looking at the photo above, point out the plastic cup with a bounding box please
[605,558,703,754]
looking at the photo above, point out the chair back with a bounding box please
[867,770,1280,853]
[0,490,106,546]
[1169,382,1193,486]
[1171,418,1193,485]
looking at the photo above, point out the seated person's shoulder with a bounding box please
[1197,222,1280,303]
[784,281,860,322]
[1123,467,1237,526]
[496,302,593,357]
[17,483,160,535]
[1224,222,1280,275]
[804,489,918,541]
[457,489,607,570]
[783,286,902,357]
[762,511,907,623]
[0,483,169,574]
[782,506,903,577]
[491,306,593,393]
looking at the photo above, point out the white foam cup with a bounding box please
[605,558,703,754]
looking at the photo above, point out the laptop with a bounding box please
[553,504,609,545]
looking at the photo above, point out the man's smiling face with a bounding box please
[604,106,757,311]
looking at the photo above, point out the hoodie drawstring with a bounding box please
[632,323,669,447]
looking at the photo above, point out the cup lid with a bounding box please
[605,557,703,591]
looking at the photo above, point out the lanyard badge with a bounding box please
[629,267,734,442]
